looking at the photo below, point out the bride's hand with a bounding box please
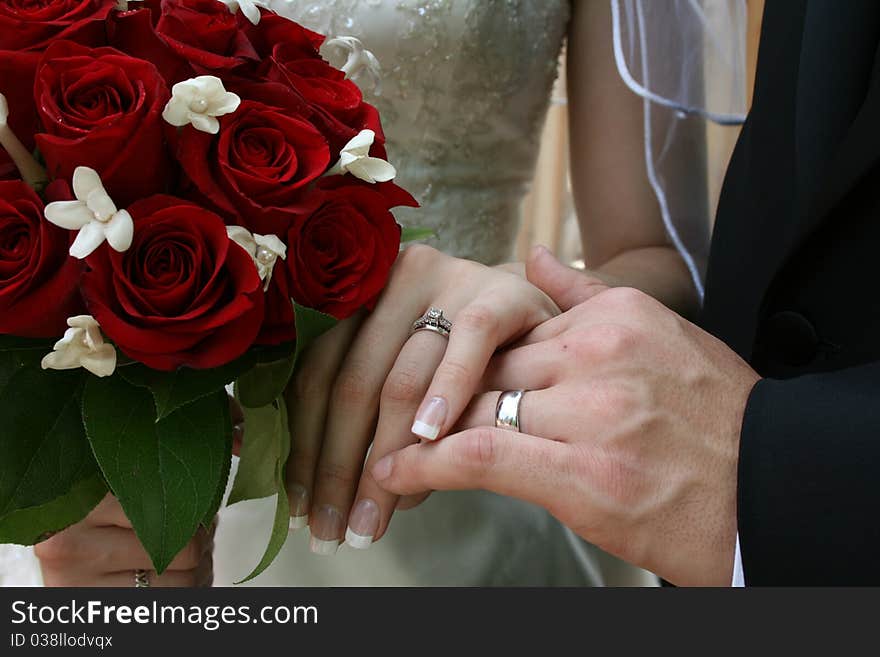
[284,244,561,553]
[35,494,214,587]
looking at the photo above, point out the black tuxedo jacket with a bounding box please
[701,0,880,584]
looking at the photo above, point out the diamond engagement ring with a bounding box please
[134,569,151,588]
[411,307,453,338]
[495,390,526,432]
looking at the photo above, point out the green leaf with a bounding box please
[0,473,107,545]
[202,396,233,530]
[236,304,337,408]
[0,368,99,518]
[236,396,292,584]
[235,350,295,410]
[227,397,285,505]
[401,226,436,243]
[120,353,255,420]
[0,336,53,390]
[83,376,232,573]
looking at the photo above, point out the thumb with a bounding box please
[526,246,608,311]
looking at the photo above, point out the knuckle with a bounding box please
[603,286,647,310]
[396,244,438,273]
[381,368,424,405]
[435,358,472,388]
[289,442,320,468]
[316,460,358,490]
[332,369,375,407]
[578,324,639,361]
[454,429,498,476]
[456,304,500,338]
[34,531,78,565]
[289,367,330,404]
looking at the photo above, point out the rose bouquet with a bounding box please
[0,0,417,580]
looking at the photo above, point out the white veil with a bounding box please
[611,0,749,297]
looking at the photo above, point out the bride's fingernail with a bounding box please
[412,396,447,441]
[309,505,343,556]
[288,484,309,532]
[345,499,380,550]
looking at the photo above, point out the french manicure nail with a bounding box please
[309,505,343,556]
[288,483,309,532]
[346,499,380,550]
[412,396,447,441]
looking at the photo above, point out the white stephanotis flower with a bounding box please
[41,316,117,378]
[162,76,241,134]
[326,129,396,184]
[324,36,382,95]
[227,226,287,291]
[44,167,133,259]
[220,0,269,25]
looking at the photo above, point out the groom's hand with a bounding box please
[374,248,760,586]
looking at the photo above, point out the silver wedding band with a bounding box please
[411,307,453,339]
[134,569,151,588]
[495,390,526,433]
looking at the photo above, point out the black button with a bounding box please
[761,311,820,367]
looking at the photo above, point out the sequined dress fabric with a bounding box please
[270,0,570,263]
[211,0,606,587]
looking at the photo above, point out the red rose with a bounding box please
[154,0,258,72]
[0,51,40,181]
[280,184,403,320]
[178,96,331,234]
[81,195,264,371]
[0,0,115,51]
[244,11,325,61]
[0,180,84,338]
[262,42,384,154]
[34,41,172,206]
[108,3,194,85]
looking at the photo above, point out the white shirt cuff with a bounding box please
[731,533,745,587]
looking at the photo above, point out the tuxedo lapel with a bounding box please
[776,0,880,272]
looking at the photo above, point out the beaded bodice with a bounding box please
[267,0,570,264]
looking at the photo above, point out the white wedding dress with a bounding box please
[212,0,609,587]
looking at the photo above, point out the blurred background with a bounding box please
[517,0,765,266]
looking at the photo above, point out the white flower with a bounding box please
[0,92,48,189]
[227,226,287,291]
[41,316,117,378]
[220,0,270,26]
[324,36,382,95]
[326,129,396,184]
[44,167,133,259]
[162,76,241,134]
